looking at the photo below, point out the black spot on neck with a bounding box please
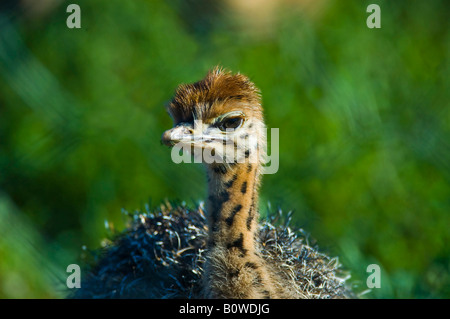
[246,185,256,230]
[209,190,230,223]
[225,204,243,227]
[227,233,247,255]
[241,181,247,194]
[224,174,238,188]
[246,212,254,231]
[213,165,227,174]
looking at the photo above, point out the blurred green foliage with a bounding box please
[0,0,448,298]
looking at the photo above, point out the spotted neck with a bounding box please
[203,158,280,299]
[206,161,260,252]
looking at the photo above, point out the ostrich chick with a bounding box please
[163,66,348,298]
[162,67,274,298]
[72,67,353,299]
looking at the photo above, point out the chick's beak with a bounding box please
[161,123,194,147]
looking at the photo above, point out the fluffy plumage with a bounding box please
[71,203,353,299]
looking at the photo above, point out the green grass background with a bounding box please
[0,0,448,298]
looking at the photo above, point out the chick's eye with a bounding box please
[219,117,243,131]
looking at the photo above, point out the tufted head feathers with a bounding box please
[167,66,263,125]
[162,67,266,166]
